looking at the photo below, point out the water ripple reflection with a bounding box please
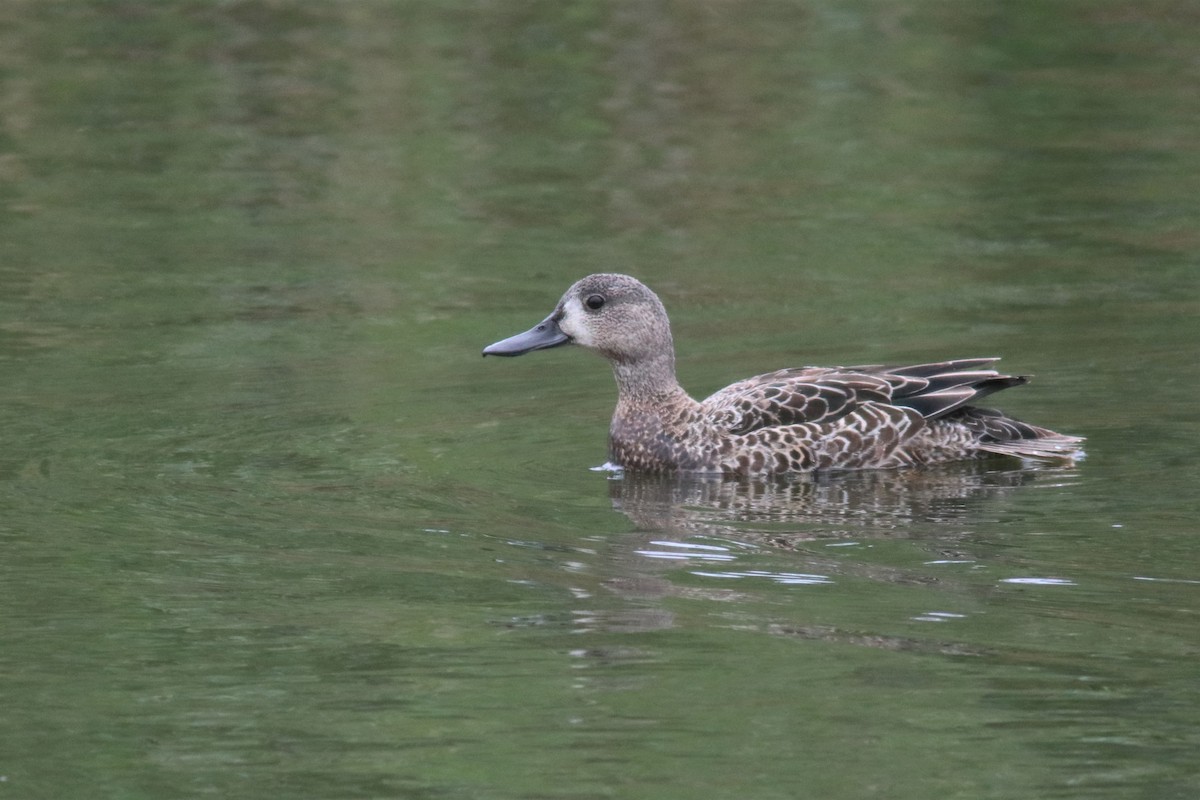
[609,461,1083,543]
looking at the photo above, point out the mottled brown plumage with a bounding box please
[483,274,1084,475]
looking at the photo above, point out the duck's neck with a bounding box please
[608,353,701,471]
[611,352,693,408]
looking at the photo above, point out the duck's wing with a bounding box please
[701,367,895,435]
[701,359,1026,435]
[875,359,1028,418]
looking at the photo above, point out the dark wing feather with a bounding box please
[701,359,1031,436]
[879,360,1028,418]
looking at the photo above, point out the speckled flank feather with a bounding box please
[483,274,1085,476]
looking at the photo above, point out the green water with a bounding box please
[2,2,1198,798]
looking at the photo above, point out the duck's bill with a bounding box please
[482,314,570,357]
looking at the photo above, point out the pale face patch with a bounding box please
[557,295,597,348]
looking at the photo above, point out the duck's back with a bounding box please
[694,359,1083,473]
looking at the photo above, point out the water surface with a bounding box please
[1,2,1198,798]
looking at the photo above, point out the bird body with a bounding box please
[483,274,1083,475]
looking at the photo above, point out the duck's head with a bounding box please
[482,273,674,366]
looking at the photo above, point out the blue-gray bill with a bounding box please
[482,313,570,357]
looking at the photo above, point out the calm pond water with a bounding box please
[2,2,1198,798]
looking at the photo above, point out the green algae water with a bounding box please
[1,2,1197,798]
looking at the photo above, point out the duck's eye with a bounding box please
[584,294,605,311]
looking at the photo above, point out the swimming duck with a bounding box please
[482,274,1084,474]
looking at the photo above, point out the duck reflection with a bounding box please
[582,462,1081,643]
[608,461,1076,544]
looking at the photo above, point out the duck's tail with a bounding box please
[978,433,1086,462]
[956,406,1086,462]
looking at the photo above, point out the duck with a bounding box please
[482,274,1084,475]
